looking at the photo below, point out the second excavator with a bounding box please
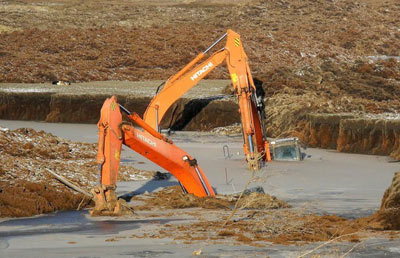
[91,29,271,215]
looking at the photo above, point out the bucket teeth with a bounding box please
[89,185,134,216]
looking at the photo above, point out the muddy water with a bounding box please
[1,120,400,257]
[0,210,179,238]
[0,119,98,143]
[0,211,134,237]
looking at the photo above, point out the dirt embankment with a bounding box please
[338,119,400,159]
[0,92,239,131]
[374,171,400,230]
[0,81,239,131]
[298,113,400,159]
[305,114,354,149]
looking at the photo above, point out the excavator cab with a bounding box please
[269,137,304,161]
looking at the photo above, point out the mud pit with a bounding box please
[0,124,400,254]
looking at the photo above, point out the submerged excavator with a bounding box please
[90,29,273,215]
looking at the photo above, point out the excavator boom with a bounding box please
[90,29,269,215]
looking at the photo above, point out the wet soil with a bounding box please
[0,180,87,217]
[151,211,369,246]
[129,187,362,245]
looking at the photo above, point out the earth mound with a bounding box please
[372,172,400,230]
[131,185,290,211]
[0,180,88,217]
[0,126,155,217]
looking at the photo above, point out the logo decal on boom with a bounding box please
[190,62,213,81]
[136,133,157,147]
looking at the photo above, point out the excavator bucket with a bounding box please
[90,96,133,216]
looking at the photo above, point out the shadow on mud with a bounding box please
[0,210,183,238]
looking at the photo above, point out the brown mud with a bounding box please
[152,211,368,246]
[0,127,156,217]
[0,180,88,217]
[131,185,289,211]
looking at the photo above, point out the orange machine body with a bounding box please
[93,30,269,211]
[97,96,214,197]
[97,96,123,187]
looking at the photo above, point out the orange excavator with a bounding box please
[90,29,271,216]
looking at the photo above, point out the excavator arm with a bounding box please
[143,48,228,131]
[91,96,214,216]
[143,29,270,170]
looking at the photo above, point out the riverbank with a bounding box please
[0,80,239,130]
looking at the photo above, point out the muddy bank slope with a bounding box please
[0,126,158,217]
[297,113,400,160]
[0,80,239,131]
